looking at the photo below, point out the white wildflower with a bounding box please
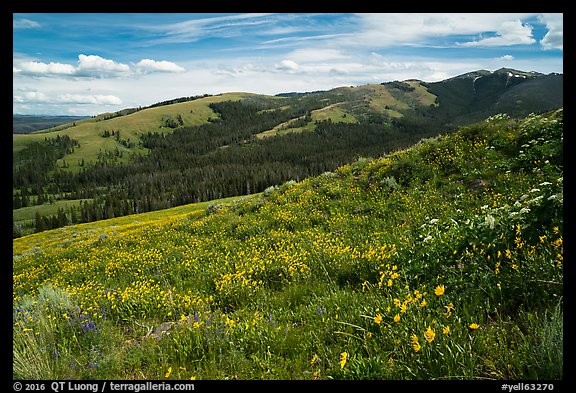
[485,215,495,229]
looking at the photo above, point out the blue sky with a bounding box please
[13,13,563,115]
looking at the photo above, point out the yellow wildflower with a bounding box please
[434,285,445,296]
[374,314,383,324]
[424,326,436,343]
[443,326,450,335]
[469,323,480,330]
[339,352,348,369]
[310,353,319,366]
[411,335,421,352]
[165,367,172,379]
[393,314,400,323]
[420,299,427,308]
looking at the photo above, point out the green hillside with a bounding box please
[12,69,563,239]
[13,109,563,380]
[13,92,253,170]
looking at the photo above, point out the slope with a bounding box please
[13,92,254,169]
[13,109,563,380]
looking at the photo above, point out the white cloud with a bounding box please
[13,18,40,29]
[14,54,130,78]
[56,94,123,105]
[76,54,131,77]
[144,13,273,45]
[275,59,299,72]
[135,59,186,73]
[13,91,50,103]
[338,13,539,48]
[497,55,515,61]
[539,13,563,50]
[458,19,535,47]
[17,61,77,76]
[14,54,187,79]
[13,91,122,105]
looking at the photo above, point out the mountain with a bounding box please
[13,69,563,236]
[422,68,563,125]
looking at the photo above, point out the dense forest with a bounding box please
[13,98,445,236]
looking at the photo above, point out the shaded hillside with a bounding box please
[423,68,563,125]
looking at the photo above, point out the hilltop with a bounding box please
[13,109,563,380]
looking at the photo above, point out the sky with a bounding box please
[13,13,563,116]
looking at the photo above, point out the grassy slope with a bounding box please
[256,82,438,138]
[12,93,252,171]
[13,110,563,380]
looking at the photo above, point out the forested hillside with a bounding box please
[13,69,563,237]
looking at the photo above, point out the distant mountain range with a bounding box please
[13,114,90,134]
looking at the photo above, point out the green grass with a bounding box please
[13,93,252,172]
[13,109,563,380]
[256,103,359,139]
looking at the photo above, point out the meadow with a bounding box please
[13,110,563,380]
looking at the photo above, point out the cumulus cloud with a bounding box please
[76,54,131,77]
[275,59,299,72]
[497,55,515,61]
[539,13,563,50]
[13,54,185,78]
[135,59,186,73]
[17,61,76,76]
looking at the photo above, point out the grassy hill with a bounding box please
[13,93,253,171]
[13,109,563,380]
[10,78,444,171]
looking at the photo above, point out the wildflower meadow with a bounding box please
[13,110,563,380]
